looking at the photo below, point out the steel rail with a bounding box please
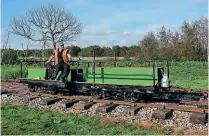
[2,88,208,114]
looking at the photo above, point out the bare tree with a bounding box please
[41,32,47,67]
[10,5,82,49]
[1,30,10,63]
[21,39,30,62]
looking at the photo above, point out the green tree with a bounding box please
[112,45,120,57]
[129,45,141,58]
[157,26,173,60]
[101,47,113,57]
[1,49,18,64]
[139,32,159,60]
[68,45,81,57]
[120,46,129,57]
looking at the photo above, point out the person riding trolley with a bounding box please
[46,43,71,82]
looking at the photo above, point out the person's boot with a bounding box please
[59,77,65,82]
[49,77,56,81]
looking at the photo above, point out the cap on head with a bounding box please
[57,43,64,47]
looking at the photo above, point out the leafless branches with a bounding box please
[1,30,10,63]
[10,5,82,49]
[21,39,30,62]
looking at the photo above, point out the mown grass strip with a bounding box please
[1,103,165,135]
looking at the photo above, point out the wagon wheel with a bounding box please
[36,86,42,92]
[28,84,36,92]
[124,92,139,103]
[91,89,102,99]
[113,92,123,100]
[48,90,58,95]
[46,86,58,95]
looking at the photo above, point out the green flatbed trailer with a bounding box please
[28,67,158,86]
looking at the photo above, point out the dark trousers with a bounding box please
[52,63,70,80]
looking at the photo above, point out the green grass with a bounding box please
[1,65,27,79]
[1,103,165,135]
[169,61,208,90]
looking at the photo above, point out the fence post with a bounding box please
[101,67,104,83]
[85,67,88,79]
[153,61,155,86]
[93,50,96,85]
[167,61,170,80]
[20,61,23,78]
[114,51,117,67]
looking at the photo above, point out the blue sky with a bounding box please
[1,0,208,49]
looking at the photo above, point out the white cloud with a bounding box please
[194,0,205,3]
[76,23,164,47]
[119,39,127,46]
[82,26,157,38]
[76,22,185,47]
[0,29,4,36]
[61,0,190,47]
[82,28,115,36]
[64,0,89,8]
[123,31,132,36]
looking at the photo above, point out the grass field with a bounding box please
[1,103,167,135]
[169,61,207,90]
[1,61,208,90]
[0,65,27,79]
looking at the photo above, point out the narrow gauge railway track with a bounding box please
[1,90,208,127]
[1,80,208,103]
[1,81,208,127]
[1,81,208,108]
[1,79,208,94]
[1,89,208,113]
[168,88,208,97]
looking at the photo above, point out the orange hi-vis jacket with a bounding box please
[54,48,70,65]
